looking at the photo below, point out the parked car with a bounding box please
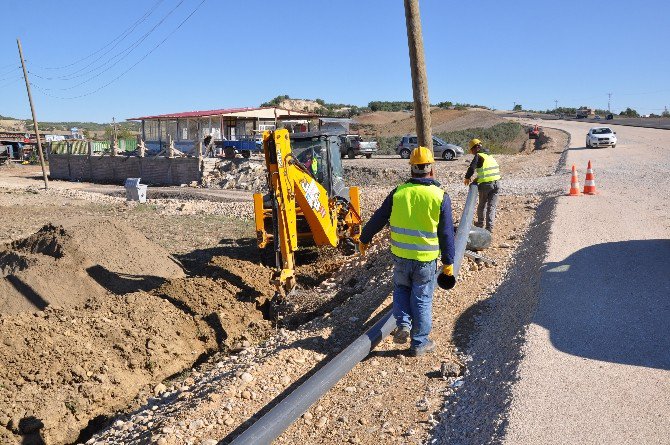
[338,134,378,159]
[586,127,617,148]
[396,135,464,160]
[594,115,602,120]
[606,113,614,120]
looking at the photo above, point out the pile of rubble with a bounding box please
[203,159,268,192]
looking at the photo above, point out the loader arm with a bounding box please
[254,129,361,295]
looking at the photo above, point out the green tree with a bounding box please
[662,109,670,118]
[619,107,640,118]
[513,104,522,111]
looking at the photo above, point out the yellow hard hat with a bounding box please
[409,146,434,165]
[468,138,482,150]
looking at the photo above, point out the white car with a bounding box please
[586,127,617,148]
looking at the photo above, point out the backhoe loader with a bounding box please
[253,129,363,297]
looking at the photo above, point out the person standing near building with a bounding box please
[203,134,214,157]
[463,139,501,233]
[358,147,456,356]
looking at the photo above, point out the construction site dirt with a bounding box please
[0,127,567,444]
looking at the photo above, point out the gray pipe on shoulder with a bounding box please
[229,184,479,445]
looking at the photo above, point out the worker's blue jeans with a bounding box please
[392,256,437,349]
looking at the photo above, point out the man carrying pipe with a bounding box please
[357,146,456,356]
[463,138,502,234]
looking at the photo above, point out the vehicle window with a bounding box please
[409,137,417,144]
[432,137,442,146]
[592,128,612,135]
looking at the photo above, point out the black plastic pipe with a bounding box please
[229,184,479,445]
[453,184,479,278]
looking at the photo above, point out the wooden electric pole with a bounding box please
[404,0,432,150]
[17,38,49,189]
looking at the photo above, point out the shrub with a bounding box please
[374,122,526,155]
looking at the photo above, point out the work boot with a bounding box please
[392,326,410,344]
[410,339,435,357]
[474,221,484,228]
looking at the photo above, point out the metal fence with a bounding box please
[50,138,137,155]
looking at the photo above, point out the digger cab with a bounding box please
[288,131,347,200]
[253,130,361,252]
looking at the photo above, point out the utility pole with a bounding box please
[17,38,48,190]
[608,92,612,112]
[404,0,432,150]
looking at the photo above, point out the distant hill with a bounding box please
[0,115,139,139]
[261,95,363,117]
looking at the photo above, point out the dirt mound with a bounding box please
[0,292,209,445]
[432,108,507,132]
[0,219,185,314]
[202,158,267,192]
[154,276,272,350]
[354,111,412,126]
[353,108,506,137]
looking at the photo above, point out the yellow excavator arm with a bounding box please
[253,129,362,295]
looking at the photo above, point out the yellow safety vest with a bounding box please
[311,155,318,176]
[476,153,501,183]
[389,182,444,262]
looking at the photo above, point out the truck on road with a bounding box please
[339,134,378,159]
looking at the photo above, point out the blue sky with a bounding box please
[2,0,669,122]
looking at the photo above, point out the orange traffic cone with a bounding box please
[583,160,597,194]
[568,164,581,196]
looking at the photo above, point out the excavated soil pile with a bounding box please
[0,292,209,445]
[202,158,267,192]
[0,219,184,314]
[0,221,284,445]
[153,274,272,351]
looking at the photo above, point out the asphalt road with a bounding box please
[503,120,670,444]
[503,112,670,130]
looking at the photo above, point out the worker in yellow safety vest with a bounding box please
[463,138,501,233]
[357,147,456,356]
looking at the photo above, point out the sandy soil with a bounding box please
[353,108,507,137]
[0,126,569,444]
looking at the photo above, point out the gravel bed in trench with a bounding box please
[74,128,570,445]
[0,128,570,444]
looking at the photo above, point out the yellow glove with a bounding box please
[442,264,454,276]
[463,178,471,186]
[356,241,369,256]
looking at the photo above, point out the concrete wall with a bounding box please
[48,154,201,185]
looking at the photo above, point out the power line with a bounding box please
[31,0,208,100]
[29,0,186,84]
[0,76,24,89]
[0,65,21,77]
[34,0,166,71]
[0,71,23,83]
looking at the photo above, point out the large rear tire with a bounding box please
[399,148,411,159]
[365,154,372,159]
[348,148,356,159]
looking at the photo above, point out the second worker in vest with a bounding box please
[463,138,501,233]
[358,146,456,356]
